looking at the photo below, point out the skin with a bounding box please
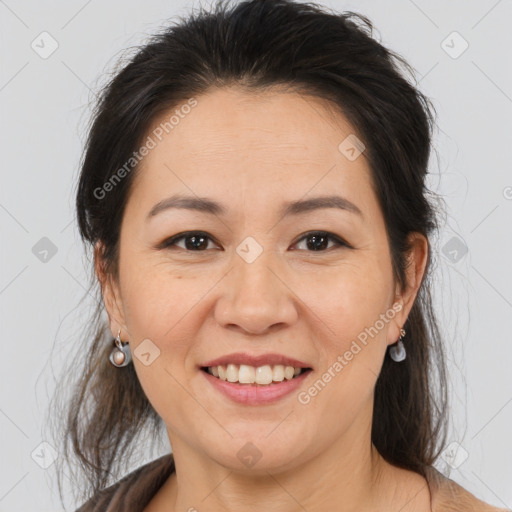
[96,86,431,511]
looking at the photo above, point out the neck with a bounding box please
[151,414,428,512]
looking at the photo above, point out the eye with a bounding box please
[160,231,219,251]
[159,230,350,252]
[292,231,350,252]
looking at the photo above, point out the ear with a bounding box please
[387,232,429,346]
[94,241,128,338]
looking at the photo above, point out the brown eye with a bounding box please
[161,231,218,251]
[293,231,349,252]
[159,230,350,252]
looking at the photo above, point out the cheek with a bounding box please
[123,271,198,418]
[309,264,393,382]
[317,264,392,334]
[120,262,193,340]
[119,262,206,391]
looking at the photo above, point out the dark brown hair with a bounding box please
[50,0,448,505]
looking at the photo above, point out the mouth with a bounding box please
[200,364,313,386]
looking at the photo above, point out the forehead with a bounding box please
[147,86,360,157]
[129,86,374,215]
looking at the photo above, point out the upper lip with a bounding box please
[201,352,312,369]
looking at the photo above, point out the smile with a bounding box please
[200,365,313,405]
[201,364,310,385]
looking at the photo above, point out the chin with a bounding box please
[206,434,309,475]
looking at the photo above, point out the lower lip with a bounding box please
[201,369,312,405]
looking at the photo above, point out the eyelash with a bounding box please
[159,231,351,252]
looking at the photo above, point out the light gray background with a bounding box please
[1,0,511,510]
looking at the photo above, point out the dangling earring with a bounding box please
[389,327,406,362]
[109,329,132,367]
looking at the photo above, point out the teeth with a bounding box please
[206,364,306,385]
[272,365,285,382]
[226,364,238,383]
[284,366,295,380]
[255,365,273,384]
[239,364,255,383]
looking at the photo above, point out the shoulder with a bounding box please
[74,453,175,512]
[425,466,510,512]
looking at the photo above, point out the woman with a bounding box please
[52,0,508,510]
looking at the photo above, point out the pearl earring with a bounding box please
[389,327,406,362]
[109,329,132,367]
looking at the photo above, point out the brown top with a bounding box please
[75,454,509,512]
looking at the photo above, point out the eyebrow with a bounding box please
[146,194,363,221]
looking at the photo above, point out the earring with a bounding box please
[389,327,406,362]
[109,329,132,367]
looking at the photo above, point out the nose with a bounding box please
[214,249,298,335]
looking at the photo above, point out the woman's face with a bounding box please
[99,86,426,473]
